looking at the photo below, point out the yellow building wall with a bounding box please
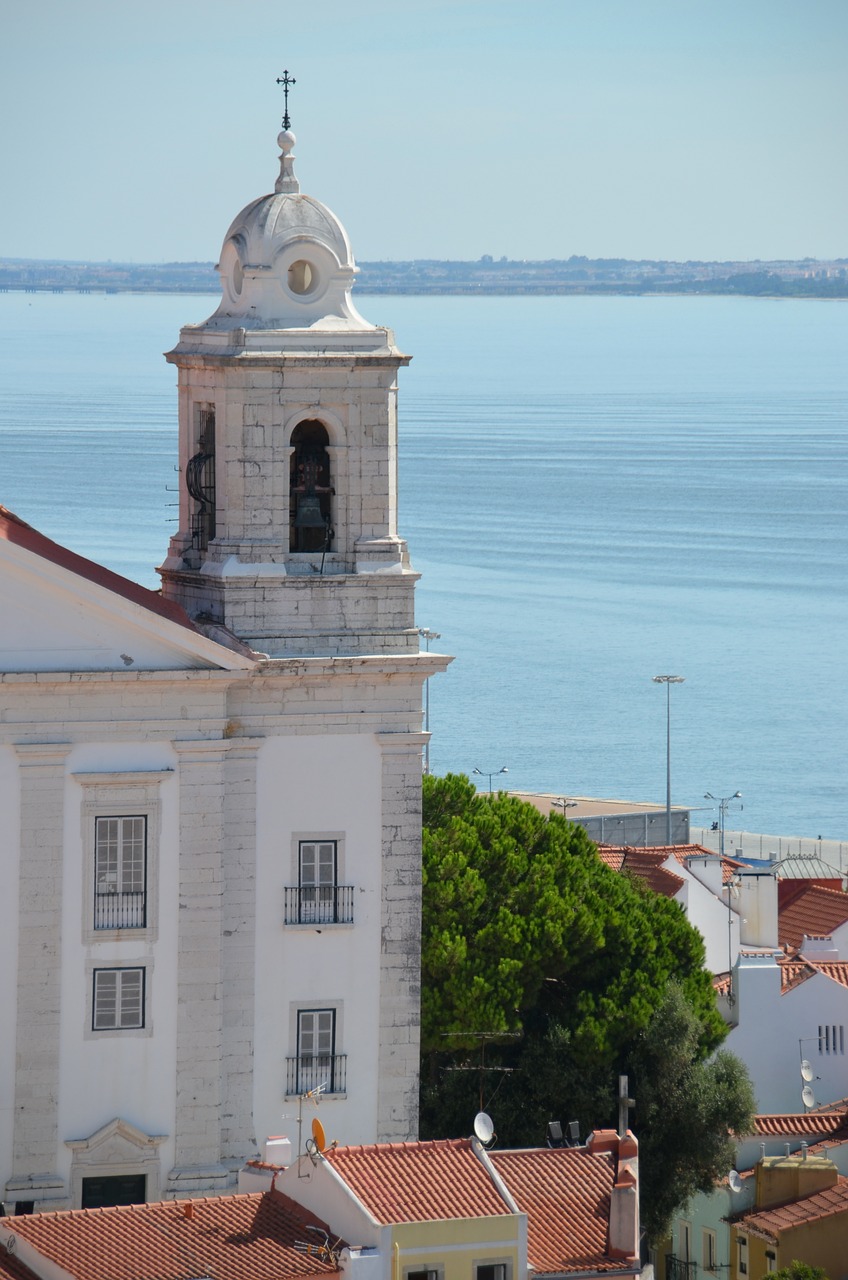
[776,1215,848,1277]
[732,1213,848,1280]
[391,1215,520,1280]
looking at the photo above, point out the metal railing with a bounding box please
[284,885,354,926]
[285,1054,347,1096]
[94,891,146,930]
[665,1258,697,1280]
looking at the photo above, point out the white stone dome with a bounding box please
[204,130,373,332]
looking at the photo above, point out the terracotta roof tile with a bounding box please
[0,504,197,634]
[489,1147,624,1274]
[0,1242,41,1280]
[713,972,731,996]
[779,958,848,992]
[2,1189,340,1280]
[325,1139,510,1224]
[778,882,848,950]
[719,952,848,995]
[738,1174,848,1241]
[598,843,743,887]
[811,1095,848,1114]
[754,1113,848,1138]
[596,847,685,898]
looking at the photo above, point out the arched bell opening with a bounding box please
[186,404,216,552]
[290,420,334,553]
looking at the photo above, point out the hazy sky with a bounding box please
[2,0,846,263]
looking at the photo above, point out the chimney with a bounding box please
[588,1130,639,1261]
[737,872,778,948]
[264,1135,293,1166]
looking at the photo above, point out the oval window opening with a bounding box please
[232,259,244,296]
[288,259,317,295]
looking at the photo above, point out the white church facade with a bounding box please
[0,116,446,1213]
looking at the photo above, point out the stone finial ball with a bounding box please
[277,130,296,152]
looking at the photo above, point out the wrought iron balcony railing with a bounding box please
[94,891,146,930]
[665,1257,697,1280]
[286,1054,347,1097]
[284,885,354,926]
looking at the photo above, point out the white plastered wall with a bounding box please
[253,731,384,1150]
[726,954,848,1113]
[0,745,22,1193]
[56,741,181,1192]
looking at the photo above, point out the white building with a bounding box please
[0,119,447,1214]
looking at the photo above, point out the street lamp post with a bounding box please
[552,798,577,818]
[704,790,742,861]
[418,628,441,776]
[652,675,685,845]
[473,765,508,795]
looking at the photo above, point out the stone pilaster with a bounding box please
[167,741,230,1196]
[6,744,70,1210]
[220,739,260,1162]
[375,732,427,1140]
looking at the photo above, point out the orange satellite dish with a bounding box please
[312,1117,326,1153]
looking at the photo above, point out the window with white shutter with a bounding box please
[93,968,145,1030]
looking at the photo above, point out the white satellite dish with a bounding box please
[728,1170,743,1194]
[801,1060,814,1082]
[802,1084,816,1110]
[473,1111,494,1144]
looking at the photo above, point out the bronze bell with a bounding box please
[294,494,327,529]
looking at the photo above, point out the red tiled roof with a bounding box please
[755,1113,848,1138]
[489,1147,623,1274]
[716,952,848,996]
[596,847,684,898]
[324,1139,510,1224]
[0,1244,41,1280]
[0,504,197,633]
[674,848,747,884]
[598,843,743,889]
[811,1095,848,1114]
[779,958,848,992]
[2,1189,339,1280]
[737,1174,848,1241]
[778,881,848,950]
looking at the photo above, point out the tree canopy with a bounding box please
[421,773,725,1060]
[629,982,755,1242]
[768,1266,830,1280]
[419,774,755,1245]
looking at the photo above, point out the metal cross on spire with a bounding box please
[276,70,296,130]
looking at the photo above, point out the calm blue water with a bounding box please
[0,291,846,839]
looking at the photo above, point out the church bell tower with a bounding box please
[159,115,416,658]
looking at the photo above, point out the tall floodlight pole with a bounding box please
[418,628,440,776]
[652,675,685,844]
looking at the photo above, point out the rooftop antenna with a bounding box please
[294,1226,343,1267]
[442,1031,519,1111]
[276,69,296,130]
[296,1081,326,1176]
[728,1169,743,1194]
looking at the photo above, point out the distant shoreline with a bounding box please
[2,255,847,299]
